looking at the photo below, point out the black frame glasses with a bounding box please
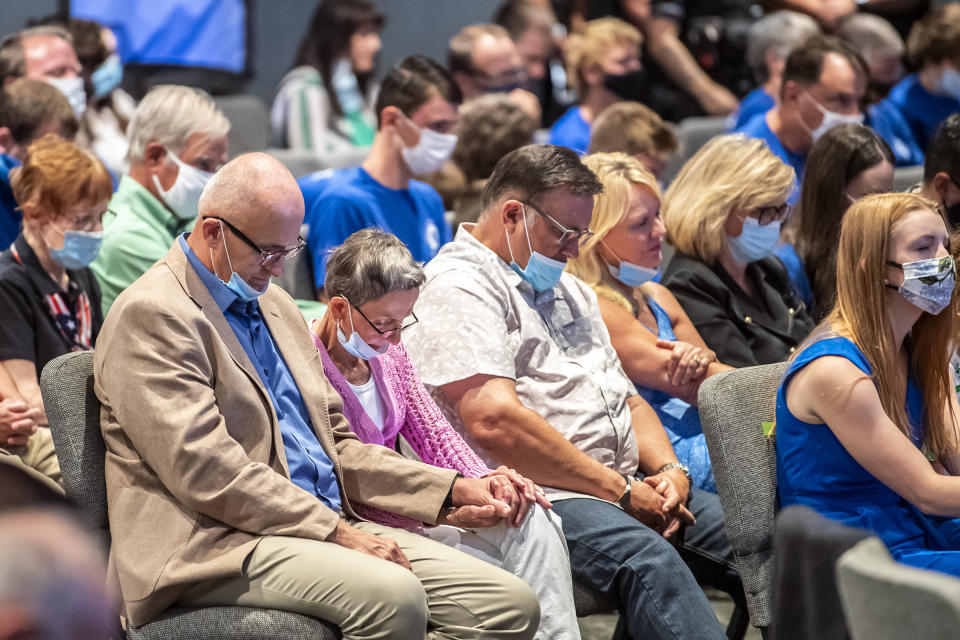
[523,201,595,246]
[354,305,419,338]
[754,203,792,226]
[204,216,306,266]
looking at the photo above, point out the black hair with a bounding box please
[924,114,960,184]
[481,144,602,212]
[782,34,867,95]
[374,55,462,127]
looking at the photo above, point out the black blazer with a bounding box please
[661,251,815,368]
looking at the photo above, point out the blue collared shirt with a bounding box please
[178,234,342,510]
[0,154,22,249]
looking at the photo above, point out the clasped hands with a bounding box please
[656,339,716,387]
[624,468,695,540]
[0,398,39,449]
[438,466,552,529]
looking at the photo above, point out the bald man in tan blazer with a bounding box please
[94,153,540,638]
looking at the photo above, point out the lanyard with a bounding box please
[10,243,93,351]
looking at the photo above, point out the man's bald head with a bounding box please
[199,152,304,230]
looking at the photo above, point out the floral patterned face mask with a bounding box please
[886,255,956,315]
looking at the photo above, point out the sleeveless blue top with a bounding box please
[776,336,960,576]
[635,298,715,492]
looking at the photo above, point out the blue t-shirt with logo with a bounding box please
[549,105,591,154]
[887,74,960,151]
[305,166,452,289]
[0,154,21,249]
[736,113,804,204]
[865,99,924,167]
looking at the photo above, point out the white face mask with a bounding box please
[336,298,389,360]
[939,67,960,101]
[400,123,457,176]
[46,76,87,117]
[152,148,215,221]
[801,91,864,143]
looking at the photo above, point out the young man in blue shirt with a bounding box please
[736,35,866,202]
[0,79,78,247]
[304,55,460,296]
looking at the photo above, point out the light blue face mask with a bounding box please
[336,298,388,360]
[940,67,960,101]
[727,218,780,264]
[92,54,123,99]
[213,221,267,303]
[505,204,566,292]
[603,240,659,287]
[49,226,103,269]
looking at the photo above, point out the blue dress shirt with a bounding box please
[0,154,22,249]
[178,235,342,510]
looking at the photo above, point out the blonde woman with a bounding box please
[661,134,815,367]
[567,153,732,492]
[777,193,960,574]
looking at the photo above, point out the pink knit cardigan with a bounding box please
[313,335,491,530]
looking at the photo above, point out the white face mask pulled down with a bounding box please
[400,120,457,176]
[153,148,215,221]
[800,91,864,143]
[47,76,87,117]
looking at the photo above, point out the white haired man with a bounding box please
[90,84,229,315]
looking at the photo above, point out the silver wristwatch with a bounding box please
[658,462,693,491]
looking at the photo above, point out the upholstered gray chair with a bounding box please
[40,351,340,639]
[837,536,960,640]
[698,361,788,638]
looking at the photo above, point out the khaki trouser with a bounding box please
[0,427,63,492]
[178,521,540,640]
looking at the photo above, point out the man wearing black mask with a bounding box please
[548,17,645,154]
[921,114,960,229]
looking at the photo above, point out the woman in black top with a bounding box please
[661,134,815,367]
[0,135,112,425]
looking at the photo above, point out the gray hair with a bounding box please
[324,229,426,305]
[747,11,820,83]
[125,84,230,164]
[837,13,905,60]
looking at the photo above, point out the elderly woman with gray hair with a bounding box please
[310,229,581,640]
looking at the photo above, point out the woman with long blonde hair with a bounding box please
[660,134,815,367]
[567,153,732,491]
[776,192,960,574]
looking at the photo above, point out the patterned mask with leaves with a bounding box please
[886,255,956,315]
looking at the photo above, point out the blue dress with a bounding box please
[776,336,960,576]
[635,297,715,492]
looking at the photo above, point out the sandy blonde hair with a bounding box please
[818,192,959,458]
[565,17,642,97]
[567,152,660,312]
[661,134,794,263]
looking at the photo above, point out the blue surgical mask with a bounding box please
[940,68,960,101]
[603,240,658,287]
[48,224,103,269]
[92,54,123,99]
[336,298,388,360]
[212,221,267,302]
[728,218,780,264]
[505,204,566,292]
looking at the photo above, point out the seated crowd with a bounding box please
[0,1,959,639]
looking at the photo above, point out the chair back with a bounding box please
[39,351,108,558]
[837,537,960,640]
[697,361,786,628]
[271,224,316,300]
[661,115,729,185]
[892,165,924,192]
[215,95,270,157]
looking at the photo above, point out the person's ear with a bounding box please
[452,70,475,96]
[502,198,526,230]
[0,127,16,156]
[327,296,348,325]
[380,105,402,130]
[199,216,223,246]
[781,79,801,106]
[582,63,605,89]
[143,141,168,171]
[934,172,954,202]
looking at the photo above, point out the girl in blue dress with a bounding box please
[566,152,735,493]
[776,191,960,576]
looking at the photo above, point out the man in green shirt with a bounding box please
[91,85,229,315]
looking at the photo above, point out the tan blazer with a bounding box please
[94,242,457,626]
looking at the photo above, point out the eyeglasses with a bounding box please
[523,201,595,246]
[754,203,792,226]
[204,216,306,266]
[353,304,419,338]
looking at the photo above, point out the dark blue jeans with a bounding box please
[553,488,744,640]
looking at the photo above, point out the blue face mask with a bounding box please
[727,218,780,264]
[336,298,388,360]
[48,223,103,269]
[213,221,267,302]
[603,240,659,287]
[940,67,960,101]
[92,54,123,99]
[505,204,566,292]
